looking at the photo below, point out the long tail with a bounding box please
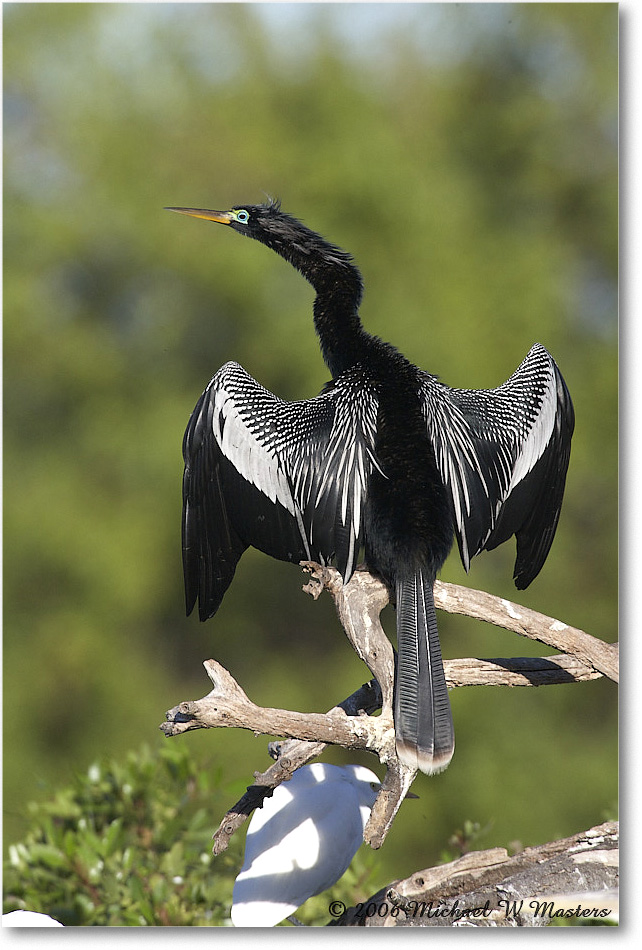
[394,570,454,774]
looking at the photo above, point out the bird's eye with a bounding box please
[235,209,250,224]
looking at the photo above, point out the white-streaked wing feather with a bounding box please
[420,343,573,584]
[182,362,381,619]
[214,384,297,514]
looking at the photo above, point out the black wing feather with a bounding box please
[182,389,249,620]
[491,364,574,587]
[182,361,380,620]
[421,344,574,588]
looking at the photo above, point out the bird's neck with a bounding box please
[312,293,369,377]
[267,227,370,378]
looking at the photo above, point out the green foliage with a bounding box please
[4,1,617,896]
[3,745,240,926]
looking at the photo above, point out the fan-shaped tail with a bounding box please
[394,571,454,775]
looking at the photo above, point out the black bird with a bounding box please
[168,200,574,775]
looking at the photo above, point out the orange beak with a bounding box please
[165,208,235,225]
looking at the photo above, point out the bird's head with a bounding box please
[165,199,300,246]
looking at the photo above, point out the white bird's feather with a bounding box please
[231,763,379,927]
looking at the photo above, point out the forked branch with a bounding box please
[161,565,617,851]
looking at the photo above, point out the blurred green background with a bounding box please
[4,0,617,896]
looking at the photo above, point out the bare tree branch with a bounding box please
[161,658,395,754]
[161,565,617,851]
[303,564,618,682]
[444,653,604,687]
[201,656,599,856]
[332,821,618,927]
[302,564,395,716]
[433,579,619,683]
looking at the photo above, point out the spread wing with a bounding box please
[420,343,574,588]
[182,361,381,620]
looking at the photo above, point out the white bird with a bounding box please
[231,763,380,927]
[2,910,63,927]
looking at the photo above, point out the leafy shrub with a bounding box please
[3,744,240,926]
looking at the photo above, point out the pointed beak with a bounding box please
[165,207,235,225]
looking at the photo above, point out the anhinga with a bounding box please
[167,200,574,775]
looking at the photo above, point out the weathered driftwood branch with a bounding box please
[302,565,396,717]
[161,658,395,754]
[432,579,619,683]
[445,653,605,687]
[199,653,599,856]
[303,565,618,682]
[332,820,618,927]
[161,565,617,850]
